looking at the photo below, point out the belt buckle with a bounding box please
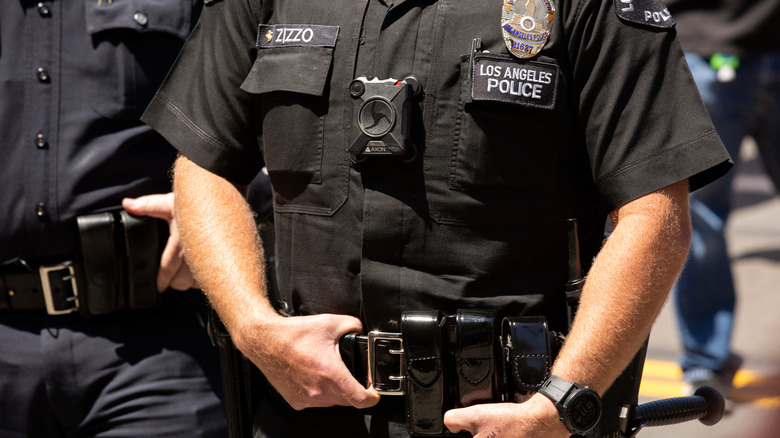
[39,262,79,315]
[368,331,405,395]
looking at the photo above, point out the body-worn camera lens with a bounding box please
[358,97,395,138]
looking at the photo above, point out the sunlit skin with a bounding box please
[173,154,690,436]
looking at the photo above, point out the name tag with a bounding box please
[471,55,560,110]
[257,24,339,48]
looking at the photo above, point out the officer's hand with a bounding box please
[240,313,381,411]
[443,394,570,438]
[122,193,198,292]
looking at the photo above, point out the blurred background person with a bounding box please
[665,0,780,401]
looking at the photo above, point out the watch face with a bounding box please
[569,392,601,431]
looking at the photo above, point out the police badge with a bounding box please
[501,0,555,59]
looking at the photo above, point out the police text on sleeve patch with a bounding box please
[613,0,674,28]
[256,24,339,48]
[471,55,560,110]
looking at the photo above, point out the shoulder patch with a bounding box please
[613,0,675,29]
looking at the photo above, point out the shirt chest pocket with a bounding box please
[425,54,574,228]
[452,54,567,193]
[84,0,194,120]
[241,25,348,216]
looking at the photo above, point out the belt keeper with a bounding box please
[339,333,369,388]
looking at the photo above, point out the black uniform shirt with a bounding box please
[144,0,732,332]
[0,0,199,263]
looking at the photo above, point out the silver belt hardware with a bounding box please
[367,331,405,395]
[39,261,79,315]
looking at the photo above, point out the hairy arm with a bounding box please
[445,180,692,437]
[553,179,691,391]
[173,156,270,330]
[172,156,380,410]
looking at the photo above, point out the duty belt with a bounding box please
[340,310,563,436]
[0,211,164,316]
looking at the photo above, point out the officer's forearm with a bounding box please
[173,155,280,342]
[550,179,691,395]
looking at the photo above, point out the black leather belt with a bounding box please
[0,211,164,316]
[340,310,563,436]
[0,260,80,315]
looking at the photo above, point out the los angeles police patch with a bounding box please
[613,0,675,28]
[471,54,560,110]
[501,0,555,59]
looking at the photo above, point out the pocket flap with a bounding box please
[85,0,192,40]
[241,24,339,96]
[241,46,335,96]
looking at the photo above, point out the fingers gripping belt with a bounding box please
[340,311,555,436]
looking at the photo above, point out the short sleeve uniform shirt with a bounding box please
[144,0,731,332]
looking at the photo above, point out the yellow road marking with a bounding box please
[639,359,780,409]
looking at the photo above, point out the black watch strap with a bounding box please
[538,375,602,435]
[538,374,578,403]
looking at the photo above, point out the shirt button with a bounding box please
[37,67,50,82]
[36,203,48,218]
[35,132,48,149]
[133,12,148,26]
[37,2,51,16]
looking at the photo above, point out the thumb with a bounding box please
[122,193,175,221]
[443,407,474,435]
[332,365,381,409]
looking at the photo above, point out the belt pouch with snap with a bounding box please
[402,310,446,435]
[77,212,121,315]
[119,210,160,309]
[501,316,552,402]
[455,310,499,407]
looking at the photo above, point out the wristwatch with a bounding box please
[537,375,602,435]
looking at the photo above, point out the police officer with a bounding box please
[143,0,732,436]
[0,1,230,436]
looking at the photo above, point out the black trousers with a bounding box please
[0,290,227,437]
[253,385,409,438]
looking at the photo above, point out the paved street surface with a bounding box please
[638,140,780,438]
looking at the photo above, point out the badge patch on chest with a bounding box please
[501,0,555,59]
[613,0,675,28]
[471,55,560,109]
